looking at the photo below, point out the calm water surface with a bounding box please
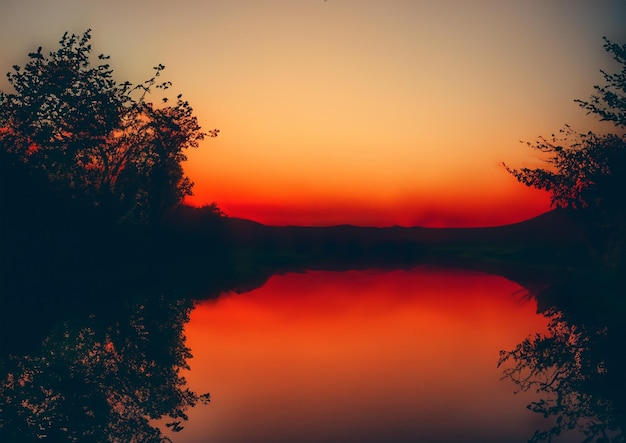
[165,266,559,443]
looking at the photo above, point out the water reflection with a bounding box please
[0,294,209,442]
[175,268,548,443]
[3,265,621,442]
[499,273,626,442]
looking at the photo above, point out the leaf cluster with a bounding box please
[504,127,626,214]
[576,38,626,128]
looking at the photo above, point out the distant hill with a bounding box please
[221,209,587,255]
[203,209,591,289]
[223,207,583,239]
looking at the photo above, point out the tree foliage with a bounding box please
[505,38,626,266]
[505,127,626,214]
[576,38,626,128]
[505,38,626,213]
[0,29,218,225]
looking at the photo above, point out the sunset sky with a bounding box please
[1,0,625,226]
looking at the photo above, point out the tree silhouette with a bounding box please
[505,39,626,267]
[0,29,218,226]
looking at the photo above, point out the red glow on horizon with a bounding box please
[185,185,551,228]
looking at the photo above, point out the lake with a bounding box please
[161,266,566,443]
[3,264,619,443]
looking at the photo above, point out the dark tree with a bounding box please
[505,39,626,267]
[0,29,218,226]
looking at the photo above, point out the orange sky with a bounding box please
[1,1,625,226]
[172,268,550,443]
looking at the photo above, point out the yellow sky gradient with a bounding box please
[1,0,625,226]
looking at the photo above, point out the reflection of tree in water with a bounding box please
[0,294,209,442]
[499,274,626,442]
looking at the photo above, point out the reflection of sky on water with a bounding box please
[168,267,564,443]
